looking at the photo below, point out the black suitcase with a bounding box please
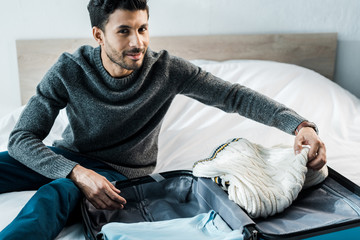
[81,168,360,240]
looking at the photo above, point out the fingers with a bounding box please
[307,142,326,170]
[104,183,127,207]
[294,127,327,171]
[70,166,127,210]
[293,137,304,155]
[305,134,326,170]
[89,189,125,210]
[91,181,127,210]
[307,141,319,161]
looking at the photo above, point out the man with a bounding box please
[0,0,326,239]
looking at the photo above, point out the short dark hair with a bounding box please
[87,0,149,31]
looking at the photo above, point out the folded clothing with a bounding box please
[97,210,243,240]
[193,138,328,218]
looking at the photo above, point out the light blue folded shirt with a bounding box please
[98,210,243,240]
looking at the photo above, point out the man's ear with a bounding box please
[93,27,104,46]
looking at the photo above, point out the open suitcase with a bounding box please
[81,168,360,240]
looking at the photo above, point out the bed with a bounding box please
[1,33,360,239]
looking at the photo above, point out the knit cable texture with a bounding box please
[193,138,328,218]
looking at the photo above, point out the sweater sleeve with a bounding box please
[179,63,306,135]
[7,60,78,179]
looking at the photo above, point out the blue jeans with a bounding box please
[0,147,127,240]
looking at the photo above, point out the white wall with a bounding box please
[1,0,359,118]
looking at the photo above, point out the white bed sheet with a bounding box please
[1,59,359,239]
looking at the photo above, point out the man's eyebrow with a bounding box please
[117,23,148,29]
[117,25,131,29]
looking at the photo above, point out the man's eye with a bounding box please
[139,27,147,33]
[118,29,129,34]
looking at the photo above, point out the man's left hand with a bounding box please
[294,127,327,170]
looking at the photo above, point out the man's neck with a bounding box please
[100,48,134,78]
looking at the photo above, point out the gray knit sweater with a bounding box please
[8,46,305,179]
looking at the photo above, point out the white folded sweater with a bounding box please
[193,138,328,218]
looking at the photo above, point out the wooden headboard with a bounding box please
[16,33,337,105]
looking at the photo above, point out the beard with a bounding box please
[104,40,146,71]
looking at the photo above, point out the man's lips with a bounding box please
[126,52,143,60]
[125,48,145,61]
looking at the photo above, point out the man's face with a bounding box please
[99,9,149,77]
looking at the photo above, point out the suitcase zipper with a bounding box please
[135,185,155,222]
[244,225,258,240]
[322,184,360,215]
[250,229,258,240]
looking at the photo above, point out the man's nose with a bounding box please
[129,33,142,48]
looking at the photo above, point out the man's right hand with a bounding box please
[68,164,126,210]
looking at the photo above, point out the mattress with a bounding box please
[0,59,359,239]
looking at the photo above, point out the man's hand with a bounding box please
[68,165,126,210]
[294,127,327,170]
